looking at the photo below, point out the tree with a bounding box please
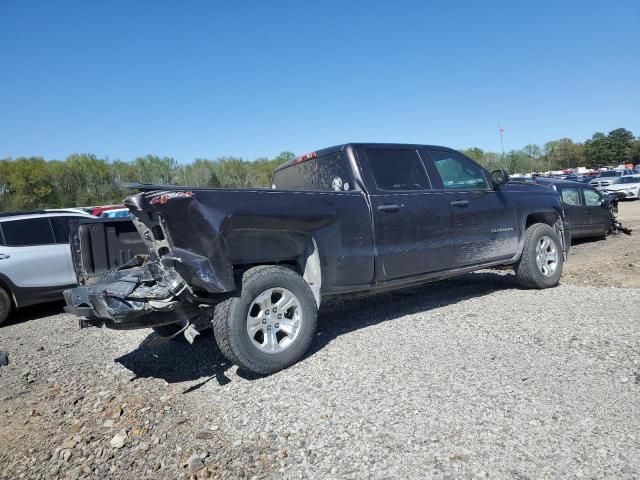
[461,147,484,161]
[584,132,612,168]
[521,144,541,159]
[607,128,634,164]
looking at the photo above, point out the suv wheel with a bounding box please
[0,287,12,326]
[515,223,564,289]
[212,265,317,375]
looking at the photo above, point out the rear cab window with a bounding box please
[364,149,431,191]
[272,152,354,192]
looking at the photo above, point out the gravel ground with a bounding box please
[562,200,640,289]
[1,271,640,479]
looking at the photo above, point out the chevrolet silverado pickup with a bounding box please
[65,143,570,374]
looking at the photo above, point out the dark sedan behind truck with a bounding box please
[535,178,616,239]
[66,143,570,374]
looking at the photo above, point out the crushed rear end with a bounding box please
[64,189,235,332]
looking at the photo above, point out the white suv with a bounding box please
[0,209,95,325]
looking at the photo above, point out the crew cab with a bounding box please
[65,144,570,374]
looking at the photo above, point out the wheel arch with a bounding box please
[525,211,560,229]
[0,273,17,309]
[225,230,322,307]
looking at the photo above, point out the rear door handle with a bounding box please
[0,254,10,260]
[377,204,401,213]
[450,200,469,207]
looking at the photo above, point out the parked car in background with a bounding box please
[535,178,614,239]
[91,204,126,217]
[590,169,635,189]
[0,209,96,325]
[602,175,640,200]
[99,208,130,218]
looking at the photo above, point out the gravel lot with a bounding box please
[2,204,640,479]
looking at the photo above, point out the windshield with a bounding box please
[616,176,640,184]
[599,171,622,178]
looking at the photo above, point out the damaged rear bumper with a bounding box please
[64,265,188,330]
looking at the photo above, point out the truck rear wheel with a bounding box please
[0,287,11,326]
[212,265,317,375]
[515,223,563,289]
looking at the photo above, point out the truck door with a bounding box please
[357,147,453,280]
[582,187,610,236]
[424,149,519,268]
[557,186,587,237]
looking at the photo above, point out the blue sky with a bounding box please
[1,0,638,162]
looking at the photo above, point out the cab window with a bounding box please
[272,152,354,192]
[560,187,582,206]
[365,149,430,191]
[583,188,602,206]
[429,151,490,190]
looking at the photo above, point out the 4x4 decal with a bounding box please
[150,191,194,205]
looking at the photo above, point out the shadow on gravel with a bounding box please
[1,300,67,328]
[304,271,520,360]
[115,332,233,392]
[115,271,519,387]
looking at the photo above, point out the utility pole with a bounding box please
[499,122,506,168]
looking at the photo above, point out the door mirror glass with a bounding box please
[491,169,510,187]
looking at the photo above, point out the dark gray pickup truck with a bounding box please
[65,143,570,374]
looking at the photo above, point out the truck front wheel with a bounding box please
[515,223,564,289]
[212,265,318,375]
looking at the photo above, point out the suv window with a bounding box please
[583,188,601,206]
[560,187,582,206]
[1,218,56,246]
[51,216,82,244]
[365,149,430,191]
[272,152,354,192]
[430,151,490,190]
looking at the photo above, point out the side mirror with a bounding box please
[491,169,510,188]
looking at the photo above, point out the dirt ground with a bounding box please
[562,199,640,288]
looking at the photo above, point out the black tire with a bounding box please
[0,287,12,326]
[515,223,564,289]
[212,265,318,375]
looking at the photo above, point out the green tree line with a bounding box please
[1,128,639,211]
[461,128,640,174]
[0,152,295,211]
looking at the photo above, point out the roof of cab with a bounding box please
[273,143,459,173]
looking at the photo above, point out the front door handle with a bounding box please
[450,200,469,207]
[377,204,401,213]
[0,253,10,260]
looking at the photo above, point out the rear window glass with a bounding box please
[1,218,55,246]
[365,149,430,191]
[50,216,83,244]
[272,152,354,192]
